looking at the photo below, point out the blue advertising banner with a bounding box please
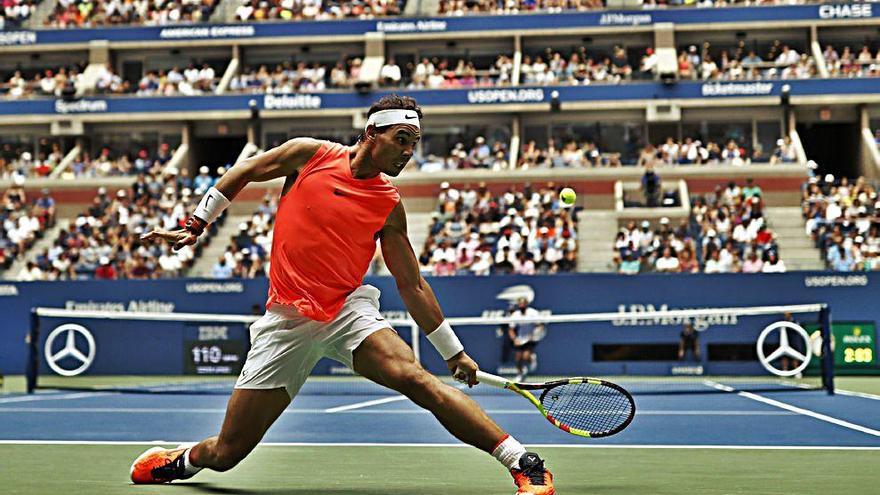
[1,79,878,117]
[0,272,875,377]
[0,4,876,46]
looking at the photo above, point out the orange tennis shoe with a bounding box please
[130,446,194,484]
[510,452,555,495]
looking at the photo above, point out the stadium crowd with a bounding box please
[229,55,512,93]
[98,63,219,96]
[520,46,652,85]
[615,179,786,274]
[638,135,796,167]
[439,0,820,16]
[419,182,578,276]
[676,43,817,80]
[209,196,274,279]
[12,38,870,101]
[58,143,177,178]
[1,180,53,275]
[0,141,66,179]
[417,132,793,172]
[233,0,404,21]
[19,165,224,281]
[802,175,880,272]
[46,0,219,28]
[418,136,510,172]
[235,59,347,93]
[0,65,85,100]
[824,44,880,78]
[1,0,39,27]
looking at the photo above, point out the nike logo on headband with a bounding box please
[365,109,421,131]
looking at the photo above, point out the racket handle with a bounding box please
[476,370,510,389]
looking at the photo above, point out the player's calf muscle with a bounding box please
[385,366,446,405]
[192,437,250,472]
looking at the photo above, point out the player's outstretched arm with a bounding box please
[380,202,480,386]
[142,137,322,250]
[212,137,322,200]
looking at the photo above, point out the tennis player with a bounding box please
[131,95,554,495]
[508,297,544,382]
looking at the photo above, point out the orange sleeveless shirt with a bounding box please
[266,141,400,321]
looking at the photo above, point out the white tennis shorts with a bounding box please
[235,284,389,398]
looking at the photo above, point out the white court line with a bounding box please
[0,392,114,404]
[836,389,880,401]
[706,381,880,438]
[0,440,878,450]
[324,395,410,413]
[0,407,795,416]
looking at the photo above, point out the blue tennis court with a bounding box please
[2,383,878,447]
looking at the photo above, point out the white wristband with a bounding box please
[427,320,464,361]
[193,187,231,225]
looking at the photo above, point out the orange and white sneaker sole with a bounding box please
[130,446,183,484]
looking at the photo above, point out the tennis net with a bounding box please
[26,303,835,396]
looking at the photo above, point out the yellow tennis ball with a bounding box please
[559,187,577,206]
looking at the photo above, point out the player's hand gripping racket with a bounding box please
[471,370,635,438]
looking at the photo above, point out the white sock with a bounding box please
[183,448,203,476]
[491,435,527,471]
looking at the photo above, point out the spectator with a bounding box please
[703,249,726,273]
[380,58,402,87]
[33,188,56,227]
[94,256,118,279]
[618,253,641,274]
[827,244,855,272]
[679,248,699,273]
[742,178,762,199]
[211,256,234,278]
[762,252,787,273]
[678,322,700,361]
[194,166,213,194]
[552,250,575,273]
[642,163,661,207]
[508,297,544,381]
[770,137,797,164]
[655,246,680,273]
[16,261,44,281]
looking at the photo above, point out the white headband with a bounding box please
[365,109,420,131]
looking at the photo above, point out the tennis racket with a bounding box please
[474,370,635,438]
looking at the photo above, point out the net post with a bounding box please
[26,308,40,394]
[819,305,835,395]
[410,323,420,362]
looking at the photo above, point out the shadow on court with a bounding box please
[176,485,490,495]
[170,484,259,494]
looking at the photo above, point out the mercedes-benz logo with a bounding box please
[44,323,96,377]
[757,321,812,377]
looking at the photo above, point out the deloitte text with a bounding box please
[263,94,322,110]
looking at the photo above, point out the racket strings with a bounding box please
[541,382,632,434]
